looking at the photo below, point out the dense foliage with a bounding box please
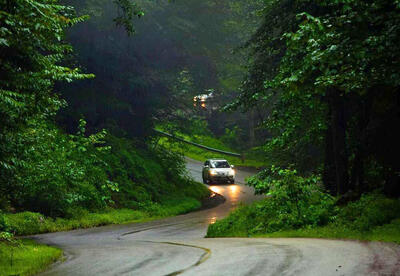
[56,0,264,149]
[0,0,209,222]
[207,0,400,240]
[2,0,399,247]
[234,0,400,197]
[4,120,115,217]
[0,0,92,194]
[207,192,400,243]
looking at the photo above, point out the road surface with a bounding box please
[35,158,400,276]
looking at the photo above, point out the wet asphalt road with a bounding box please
[35,158,400,276]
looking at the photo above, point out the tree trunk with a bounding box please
[323,119,337,195]
[327,88,349,195]
[249,110,255,148]
[350,150,363,193]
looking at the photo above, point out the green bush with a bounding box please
[6,212,45,236]
[2,121,207,218]
[370,219,400,243]
[336,193,400,231]
[208,168,337,237]
[0,211,9,232]
[103,135,207,209]
[207,203,258,237]
[6,120,114,217]
[247,167,336,228]
[207,190,400,242]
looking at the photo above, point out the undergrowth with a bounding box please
[0,239,62,276]
[207,193,400,244]
[1,194,207,236]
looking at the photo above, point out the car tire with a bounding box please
[202,177,207,184]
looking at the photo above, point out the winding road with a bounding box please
[35,158,400,276]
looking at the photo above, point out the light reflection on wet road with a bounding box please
[35,158,400,276]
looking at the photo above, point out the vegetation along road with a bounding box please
[33,158,399,276]
[1,1,399,275]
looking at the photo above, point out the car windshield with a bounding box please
[211,161,230,168]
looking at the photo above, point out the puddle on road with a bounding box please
[209,216,217,224]
[209,184,241,209]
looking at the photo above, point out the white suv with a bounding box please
[202,159,235,184]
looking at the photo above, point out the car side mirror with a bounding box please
[231,165,235,169]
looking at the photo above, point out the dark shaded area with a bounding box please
[236,0,400,198]
[57,0,233,139]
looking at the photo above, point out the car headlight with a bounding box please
[210,170,217,176]
[230,169,235,176]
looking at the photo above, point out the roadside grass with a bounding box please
[4,196,206,236]
[207,221,400,244]
[0,239,62,276]
[207,195,400,244]
[250,219,400,244]
[0,190,210,276]
[158,135,268,169]
[0,164,210,276]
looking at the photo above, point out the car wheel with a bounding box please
[202,177,207,184]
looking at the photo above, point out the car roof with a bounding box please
[208,159,228,162]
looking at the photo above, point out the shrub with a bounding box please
[0,211,9,232]
[6,212,46,236]
[104,135,208,209]
[208,167,337,237]
[336,193,400,231]
[247,167,336,229]
[7,120,114,217]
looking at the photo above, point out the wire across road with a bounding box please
[154,129,243,158]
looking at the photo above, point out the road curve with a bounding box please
[35,158,400,276]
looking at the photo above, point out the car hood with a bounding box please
[211,168,233,172]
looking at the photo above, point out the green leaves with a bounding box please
[236,0,400,191]
[112,0,144,35]
[282,0,400,92]
[0,90,25,109]
[5,119,116,216]
[247,166,335,229]
[0,0,107,216]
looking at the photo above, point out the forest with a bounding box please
[0,0,260,251]
[208,0,400,240]
[0,0,399,274]
[0,0,251,215]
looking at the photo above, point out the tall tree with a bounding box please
[57,0,263,144]
[236,0,400,196]
[0,0,91,185]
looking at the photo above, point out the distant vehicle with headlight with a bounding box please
[202,159,235,184]
[193,91,214,103]
[193,91,214,109]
